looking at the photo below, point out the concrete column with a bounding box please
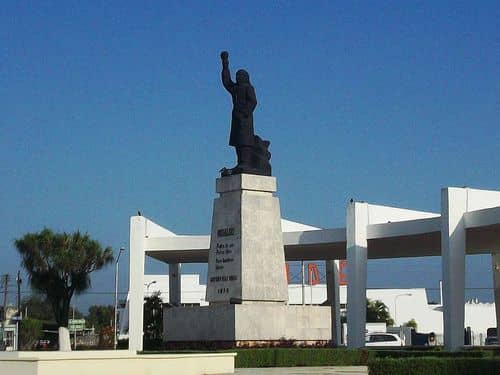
[169,263,182,306]
[441,188,467,351]
[492,252,500,337]
[128,216,146,352]
[346,201,369,348]
[326,259,341,346]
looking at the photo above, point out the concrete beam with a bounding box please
[326,260,341,346]
[464,206,500,229]
[367,217,441,239]
[493,252,500,338]
[169,263,182,306]
[346,201,368,348]
[129,216,146,352]
[146,235,210,252]
[441,188,467,351]
[283,228,346,246]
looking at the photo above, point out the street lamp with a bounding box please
[394,293,412,325]
[114,246,125,350]
[145,280,157,296]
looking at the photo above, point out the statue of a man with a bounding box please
[220,51,258,173]
[220,51,271,177]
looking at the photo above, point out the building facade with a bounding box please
[128,186,500,351]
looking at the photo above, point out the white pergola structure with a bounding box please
[129,187,500,352]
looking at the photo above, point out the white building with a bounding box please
[128,186,500,351]
[120,273,495,346]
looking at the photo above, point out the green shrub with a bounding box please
[117,339,129,349]
[97,325,114,349]
[234,349,276,367]
[139,347,499,369]
[234,348,497,368]
[368,357,500,375]
[234,348,373,368]
[374,350,490,359]
[143,337,164,351]
[19,318,43,350]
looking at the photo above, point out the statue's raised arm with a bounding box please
[220,51,234,93]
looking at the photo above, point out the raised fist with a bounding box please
[220,51,229,61]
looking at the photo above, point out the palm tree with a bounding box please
[143,291,163,347]
[366,298,394,326]
[15,228,113,351]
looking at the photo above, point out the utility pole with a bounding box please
[1,274,9,350]
[301,261,305,305]
[16,271,22,351]
[2,275,8,317]
[114,247,126,350]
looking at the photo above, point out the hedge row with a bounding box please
[373,350,492,358]
[140,347,499,370]
[231,348,500,374]
[368,357,500,375]
[233,348,374,368]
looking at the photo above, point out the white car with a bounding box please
[365,332,404,346]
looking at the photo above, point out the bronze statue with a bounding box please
[220,51,271,177]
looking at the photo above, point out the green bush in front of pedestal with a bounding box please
[233,348,276,367]
[232,348,498,368]
[373,349,491,359]
[140,347,500,368]
[234,348,373,367]
[273,348,373,367]
[368,357,500,375]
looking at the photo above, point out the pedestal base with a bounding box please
[164,304,331,343]
[0,351,236,375]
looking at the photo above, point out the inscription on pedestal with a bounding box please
[207,223,242,301]
[211,230,238,295]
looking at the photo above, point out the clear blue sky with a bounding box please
[1,1,499,311]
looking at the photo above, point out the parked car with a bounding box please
[485,336,498,345]
[365,332,404,346]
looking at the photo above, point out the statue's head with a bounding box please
[236,69,250,84]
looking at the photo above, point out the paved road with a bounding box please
[234,366,368,375]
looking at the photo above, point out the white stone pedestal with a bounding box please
[165,304,331,342]
[206,174,288,303]
[164,174,331,344]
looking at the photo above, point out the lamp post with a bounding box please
[394,293,412,325]
[114,247,125,350]
[145,280,157,296]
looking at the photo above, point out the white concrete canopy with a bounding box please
[129,187,500,352]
